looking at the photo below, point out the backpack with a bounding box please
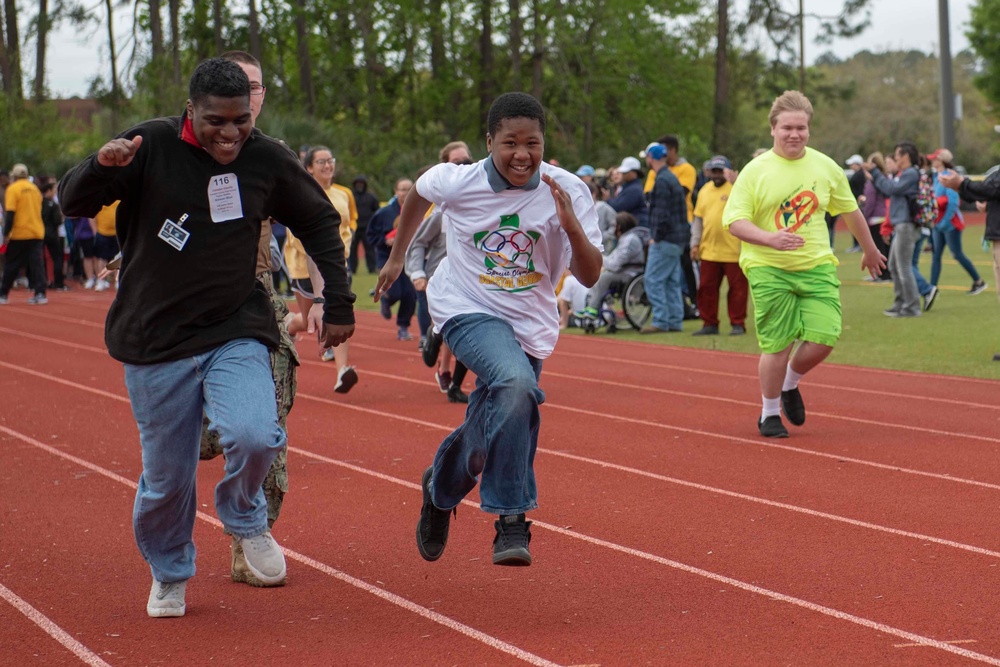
[909,170,939,227]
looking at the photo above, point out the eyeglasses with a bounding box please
[313,158,336,166]
[250,84,266,96]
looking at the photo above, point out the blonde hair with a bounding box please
[867,151,884,172]
[769,90,813,127]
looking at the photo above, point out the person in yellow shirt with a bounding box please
[722,91,884,439]
[691,155,747,336]
[1,163,47,304]
[92,201,120,290]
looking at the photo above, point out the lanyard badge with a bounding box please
[158,213,190,251]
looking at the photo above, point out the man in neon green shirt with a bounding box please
[722,91,885,438]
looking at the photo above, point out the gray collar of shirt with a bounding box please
[484,155,541,193]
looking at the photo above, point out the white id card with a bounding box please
[158,219,190,250]
[208,173,243,223]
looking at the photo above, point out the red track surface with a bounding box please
[3,288,1000,666]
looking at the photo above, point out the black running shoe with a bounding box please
[758,415,789,438]
[447,385,469,404]
[780,388,805,426]
[422,331,443,368]
[416,467,454,561]
[493,514,532,566]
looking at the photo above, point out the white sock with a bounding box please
[761,395,780,419]
[782,365,804,392]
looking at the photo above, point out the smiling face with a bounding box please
[307,149,335,187]
[770,110,810,160]
[186,95,252,165]
[486,117,544,187]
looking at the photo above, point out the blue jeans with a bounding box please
[124,338,286,583]
[431,314,544,515]
[416,290,431,338]
[931,225,981,286]
[911,231,932,298]
[644,240,684,330]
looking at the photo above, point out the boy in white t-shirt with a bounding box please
[375,92,604,566]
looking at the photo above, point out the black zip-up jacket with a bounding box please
[59,115,355,364]
[957,170,1000,241]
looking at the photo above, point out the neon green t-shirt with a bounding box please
[722,147,857,272]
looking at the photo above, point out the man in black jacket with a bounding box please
[350,175,380,274]
[940,167,999,360]
[41,182,68,290]
[58,58,355,618]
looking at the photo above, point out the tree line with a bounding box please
[0,0,997,194]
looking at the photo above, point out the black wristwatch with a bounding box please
[313,297,325,305]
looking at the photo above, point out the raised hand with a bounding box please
[97,135,144,167]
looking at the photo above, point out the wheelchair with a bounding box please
[577,271,652,334]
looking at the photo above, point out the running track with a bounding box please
[2,289,1000,666]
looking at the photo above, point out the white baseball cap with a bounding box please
[845,154,864,166]
[617,156,642,173]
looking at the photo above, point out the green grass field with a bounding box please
[349,230,1000,380]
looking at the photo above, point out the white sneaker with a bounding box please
[238,531,286,586]
[147,579,186,618]
[320,347,335,362]
[84,277,95,289]
[95,279,110,292]
[334,365,358,394]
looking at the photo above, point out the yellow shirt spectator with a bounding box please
[722,147,857,273]
[331,183,358,232]
[5,178,44,240]
[693,180,740,263]
[94,201,120,237]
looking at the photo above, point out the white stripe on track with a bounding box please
[7,365,1000,663]
[0,582,113,667]
[0,426,561,667]
[282,447,1000,667]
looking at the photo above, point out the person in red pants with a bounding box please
[690,155,748,336]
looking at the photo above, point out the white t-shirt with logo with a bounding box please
[420,159,602,359]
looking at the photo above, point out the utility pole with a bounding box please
[939,0,955,150]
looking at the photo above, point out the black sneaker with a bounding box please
[416,467,454,562]
[447,385,469,404]
[780,388,805,426]
[691,325,719,336]
[422,330,443,368]
[493,514,532,566]
[757,415,788,438]
[968,280,987,296]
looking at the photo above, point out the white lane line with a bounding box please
[7,362,1000,664]
[0,426,561,667]
[895,639,978,648]
[6,357,1000,552]
[0,582,113,667]
[285,447,1000,666]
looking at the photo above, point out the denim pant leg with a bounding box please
[661,242,685,329]
[124,357,206,583]
[416,290,431,338]
[645,241,670,330]
[911,231,932,298]
[945,228,981,282]
[201,339,287,538]
[433,314,544,515]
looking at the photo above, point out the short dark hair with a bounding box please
[895,141,919,167]
[189,58,250,106]
[615,212,637,234]
[657,135,679,151]
[487,92,546,137]
[40,182,55,194]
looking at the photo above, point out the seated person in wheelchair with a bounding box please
[579,212,650,318]
[557,270,589,329]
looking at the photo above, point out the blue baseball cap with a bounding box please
[575,164,596,177]
[705,155,731,170]
[641,142,667,160]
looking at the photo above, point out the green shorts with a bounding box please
[746,264,842,354]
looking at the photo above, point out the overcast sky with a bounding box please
[42,0,976,99]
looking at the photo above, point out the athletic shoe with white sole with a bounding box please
[147,579,187,618]
[334,365,359,394]
[238,531,287,586]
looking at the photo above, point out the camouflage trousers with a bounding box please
[200,272,299,527]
